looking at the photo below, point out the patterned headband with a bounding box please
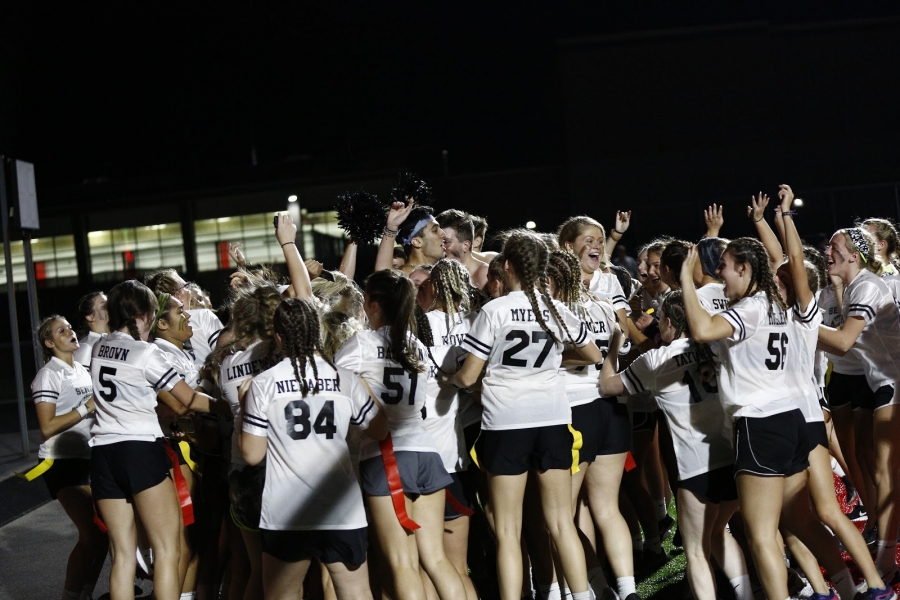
[846,228,870,264]
[398,217,435,247]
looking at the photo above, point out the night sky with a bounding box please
[2,4,899,217]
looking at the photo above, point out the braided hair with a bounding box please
[724,237,786,310]
[660,291,689,340]
[860,217,900,270]
[365,270,424,374]
[209,282,283,378]
[803,245,828,291]
[503,230,571,345]
[274,298,335,397]
[660,239,692,285]
[37,315,64,363]
[429,258,477,330]
[546,249,592,324]
[107,280,158,341]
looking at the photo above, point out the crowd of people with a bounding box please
[25,182,900,600]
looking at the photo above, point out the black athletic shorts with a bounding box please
[261,527,367,567]
[443,471,473,521]
[597,397,632,456]
[733,410,809,478]
[678,464,738,504]
[631,410,658,433]
[359,451,452,498]
[807,421,829,452]
[473,424,576,476]
[42,457,91,500]
[90,440,172,501]
[571,401,599,464]
[228,462,266,531]
[826,372,871,410]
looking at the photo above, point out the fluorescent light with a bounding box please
[288,195,298,203]
[88,231,105,237]
[217,217,231,223]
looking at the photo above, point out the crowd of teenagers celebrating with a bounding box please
[26,176,900,600]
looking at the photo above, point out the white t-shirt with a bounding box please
[785,299,825,424]
[422,310,470,473]
[90,331,181,445]
[620,338,732,480]
[219,339,271,467]
[559,299,617,406]
[153,338,199,387]
[32,358,94,459]
[243,356,375,531]
[716,293,797,420]
[334,328,437,461]
[588,271,629,314]
[73,331,102,368]
[463,290,589,430]
[818,285,864,376]
[184,308,224,370]
[840,269,900,390]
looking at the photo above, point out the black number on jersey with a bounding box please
[285,400,337,440]
[764,332,788,370]
[574,338,609,372]
[97,366,118,402]
[501,330,554,368]
[381,367,418,405]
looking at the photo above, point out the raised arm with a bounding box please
[375,201,414,272]
[275,213,312,301]
[680,246,735,343]
[777,184,813,311]
[747,192,784,273]
[338,240,358,280]
[702,203,723,239]
[604,210,632,258]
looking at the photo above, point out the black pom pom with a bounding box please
[390,172,433,206]
[335,190,387,245]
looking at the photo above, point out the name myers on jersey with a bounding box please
[225,359,263,381]
[275,377,341,394]
[510,308,551,322]
[96,345,130,361]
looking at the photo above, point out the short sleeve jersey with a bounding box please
[219,340,271,467]
[716,293,796,420]
[90,331,181,445]
[588,271,629,314]
[243,357,376,531]
[621,338,732,480]
[817,285,863,376]
[334,328,436,461]
[463,290,589,430]
[785,299,825,424]
[423,310,471,473]
[697,282,729,315]
[841,270,900,390]
[559,299,618,406]
[32,358,94,459]
[184,308,224,370]
[153,338,199,387]
[73,331,102,368]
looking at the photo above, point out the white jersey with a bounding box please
[588,271,629,314]
[334,328,437,461]
[453,312,483,430]
[73,331,102,368]
[841,269,900,390]
[697,282,729,315]
[243,356,376,531]
[90,331,181,445]
[463,290,589,430]
[153,338,199,387]
[559,299,617,406]
[32,358,94,459]
[785,299,825,424]
[818,285,864,376]
[219,339,271,467]
[716,292,796,420]
[621,338,732,480]
[184,308,224,370]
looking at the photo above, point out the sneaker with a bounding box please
[658,514,675,540]
[865,585,898,600]
[135,545,153,578]
[810,590,837,600]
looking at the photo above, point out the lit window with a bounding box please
[88,223,184,278]
[0,235,78,288]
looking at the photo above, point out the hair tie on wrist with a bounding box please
[753,215,764,223]
[281,241,296,248]
[383,226,399,238]
[613,229,624,235]
[783,210,798,217]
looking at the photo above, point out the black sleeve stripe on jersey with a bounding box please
[208,330,221,346]
[847,304,875,320]
[794,300,819,322]
[623,367,645,393]
[464,334,491,355]
[723,309,745,340]
[351,398,376,426]
[612,295,627,303]
[243,413,268,429]
[573,322,587,345]
[153,369,178,392]
[32,389,60,398]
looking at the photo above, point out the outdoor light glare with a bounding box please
[526,221,536,229]
[288,195,298,202]
[794,198,804,207]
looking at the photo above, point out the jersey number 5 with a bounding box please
[97,366,118,402]
[285,400,337,440]
[764,332,788,370]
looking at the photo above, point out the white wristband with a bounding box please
[75,404,90,419]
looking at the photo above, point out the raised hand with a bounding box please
[386,200,415,231]
[747,192,769,222]
[704,204,723,236]
[275,213,298,246]
[681,244,700,285]
[614,210,632,234]
[228,242,247,267]
[777,184,795,213]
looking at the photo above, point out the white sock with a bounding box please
[587,566,608,593]
[179,594,197,600]
[655,499,668,520]
[876,540,898,576]
[631,532,643,551]
[539,582,562,600]
[831,566,857,600]
[644,536,662,554]
[617,576,636,598]
[571,592,592,600]
[830,456,846,478]
[729,574,753,600]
